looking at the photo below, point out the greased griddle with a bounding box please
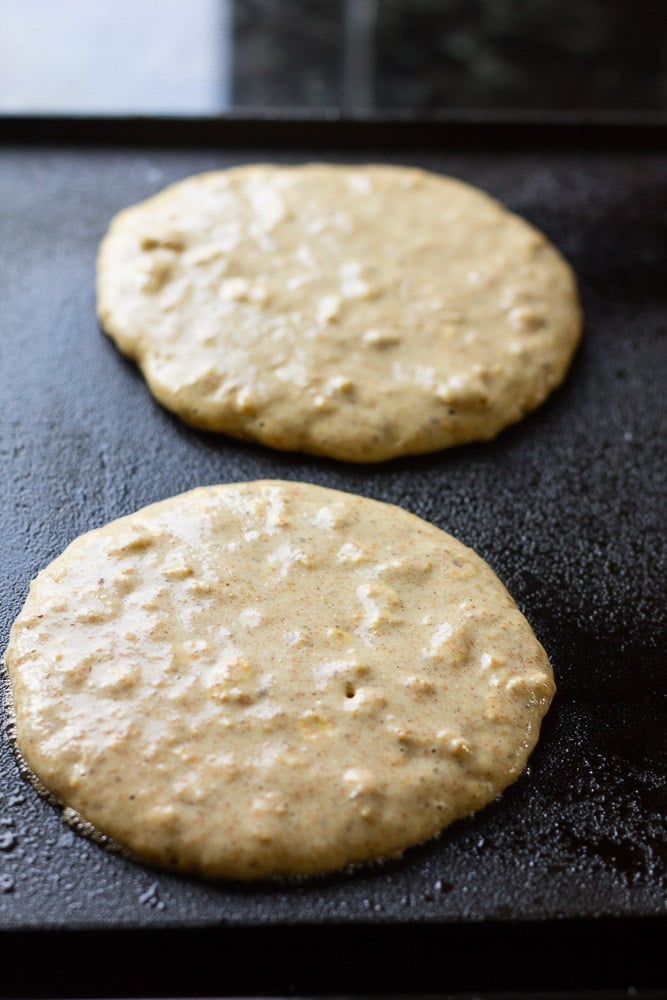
[0,118,665,996]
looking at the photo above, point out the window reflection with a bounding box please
[0,0,662,114]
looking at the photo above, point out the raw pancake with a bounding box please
[5,481,554,879]
[97,164,582,462]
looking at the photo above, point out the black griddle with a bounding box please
[0,116,665,997]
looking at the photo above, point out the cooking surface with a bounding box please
[0,136,665,947]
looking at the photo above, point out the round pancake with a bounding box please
[97,164,581,462]
[5,481,555,879]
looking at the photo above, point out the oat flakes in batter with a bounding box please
[5,481,554,879]
[97,164,581,461]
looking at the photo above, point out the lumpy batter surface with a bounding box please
[97,164,581,462]
[6,482,555,878]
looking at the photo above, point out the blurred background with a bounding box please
[2,0,665,116]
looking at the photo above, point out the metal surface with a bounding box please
[0,123,665,994]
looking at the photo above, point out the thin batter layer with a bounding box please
[6,482,554,879]
[97,164,581,462]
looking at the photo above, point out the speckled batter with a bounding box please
[97,164,581,462]
[5,481,554,879]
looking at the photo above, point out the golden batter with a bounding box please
[97,164,581,462]
[6,482,554,879]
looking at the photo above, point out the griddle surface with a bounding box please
[0,133,665,991]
